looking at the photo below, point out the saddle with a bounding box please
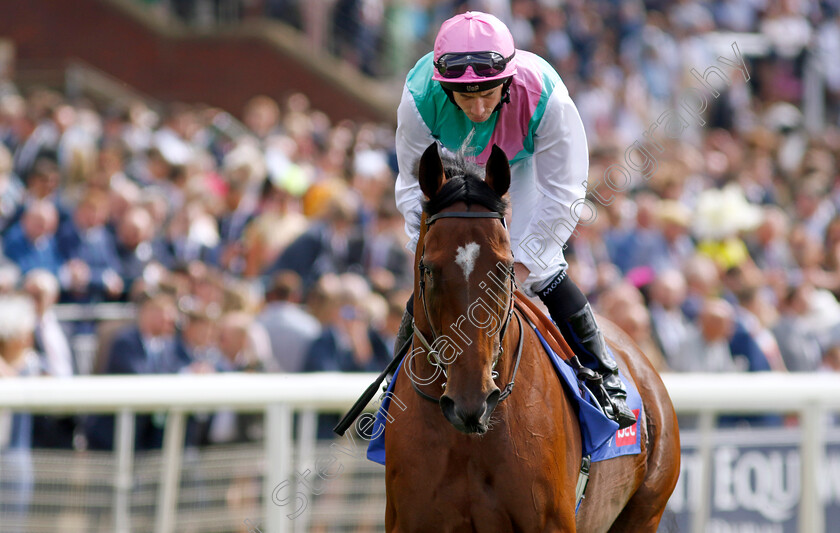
[512,290,575,361]
[513,290,605,386]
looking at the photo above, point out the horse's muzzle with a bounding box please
[440,388,501,435]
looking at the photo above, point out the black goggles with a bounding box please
[434,51,515,79]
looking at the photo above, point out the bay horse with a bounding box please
[383,144,680,532]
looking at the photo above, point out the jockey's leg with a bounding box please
[535,271,637,429]
[383,295,414,390]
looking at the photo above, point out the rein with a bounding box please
[410,210,523,404]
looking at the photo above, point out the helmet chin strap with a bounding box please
[496,76,513,105]
[496,78,513,110]
[441,77,513,113]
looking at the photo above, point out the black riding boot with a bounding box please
[385,306,414,389]
[562,304,636,428]
[537,273,637,429]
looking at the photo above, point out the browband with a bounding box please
[425,211,505,227]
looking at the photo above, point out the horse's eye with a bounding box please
[422,262,437,281]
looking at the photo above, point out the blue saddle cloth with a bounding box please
[367,324,642,465]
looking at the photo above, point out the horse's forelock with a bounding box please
[442,151,483,182]
[424,154,507,217]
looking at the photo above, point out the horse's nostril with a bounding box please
[440,395,456,421]
[485,388,501,416]
[441,394,493,433]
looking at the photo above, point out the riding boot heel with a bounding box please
[561,304,637,429]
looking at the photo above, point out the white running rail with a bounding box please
[1,372,839,533]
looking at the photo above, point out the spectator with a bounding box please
[214,143,264,273]
[303,273,389,373]
[175,303,222,372]
[23,269,78,448]
[115,206,173,294]
[267,193,366,291]
[106,177,141,237]
[671,298,743,373]
[199,311,267,446]
[16,156,71,227]
[0,142,23,234]
[745,206,796,273]
[595,280,666,370]
[184,261,227,311]
[825,215,840,287]
[682,254,721,320]
[0,93,25,152]
[648,269,692,369]
[240,179,308,278]
[773,283,829,372]
[794,219,840,297]
[218,311,267,372]
[242,95,283,141]
[693,184,763,273]
[56,188,124,302]
[86,292,184,451]
[23,269,73,377]
[109,292,181,374]
[0,294,39,528]
[257,270,321,373]
[655,200,695,272]
[3,200,66,276]
[794,178,836,243]
[165,200,220,266]
[733,284,787,372]
[759,0,812,101]
[12,90,62,179]
[303,273,389,438]
[362,193,412,293]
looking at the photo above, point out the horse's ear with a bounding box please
[418,143,445,200]
[485,145,510,197]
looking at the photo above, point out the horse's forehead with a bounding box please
[426,224,510,267]
[424,204,510,267]
[455,242,480,282]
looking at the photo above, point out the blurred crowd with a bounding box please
[0,81,414,450]
[0,2,838,530]
[260,0,840,121]
[0,0,838,457]
[0,83,410,525]
[270,0,840,380]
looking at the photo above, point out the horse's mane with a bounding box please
[423,153,508,217]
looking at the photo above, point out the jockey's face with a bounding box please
[452,85,504,123]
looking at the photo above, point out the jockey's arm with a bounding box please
[394,84,437,252]
[512,87,589,296]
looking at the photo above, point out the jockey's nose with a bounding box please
[440,388,501,434]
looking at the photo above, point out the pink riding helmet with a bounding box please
[432,11,517,89]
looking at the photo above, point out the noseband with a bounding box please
[411,210,524,403]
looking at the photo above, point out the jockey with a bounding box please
[393,11,636,429]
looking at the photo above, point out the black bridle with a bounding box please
[410,210,524,404]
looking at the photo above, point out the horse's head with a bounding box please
[415,143,514,435]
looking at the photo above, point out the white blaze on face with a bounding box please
[455,242,481,282]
